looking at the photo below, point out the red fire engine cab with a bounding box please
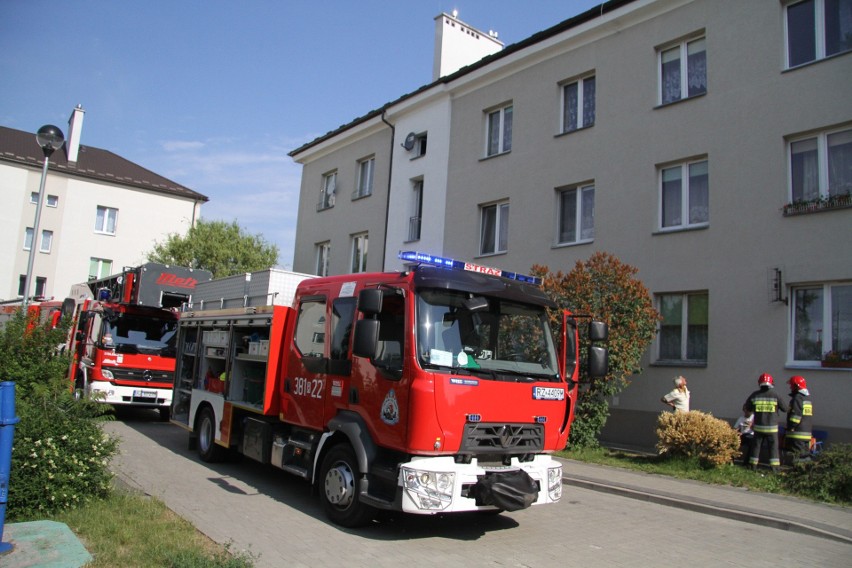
[70,263,211,418]
[171,252,607,526]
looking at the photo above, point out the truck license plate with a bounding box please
[533,387,565,400]
[133,389,157,398]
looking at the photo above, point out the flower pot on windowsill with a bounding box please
[821,360,852,369]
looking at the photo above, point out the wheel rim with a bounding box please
[324,460,355,508]
[199,413,212,452]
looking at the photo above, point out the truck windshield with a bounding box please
[416,288,559,382]
[100,314,178,356]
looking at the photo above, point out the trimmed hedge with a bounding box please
[656,410,741,468]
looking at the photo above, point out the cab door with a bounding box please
[282,293,328,430]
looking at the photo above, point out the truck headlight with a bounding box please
[548,465,562,502]
[401,467,454,510]
[101,369,114,380]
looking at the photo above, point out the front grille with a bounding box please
[460,423,544,454]
[109,368,174,386]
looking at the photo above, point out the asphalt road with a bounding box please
[104,410,851,568]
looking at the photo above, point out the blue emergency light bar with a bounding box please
[398,251,542,285]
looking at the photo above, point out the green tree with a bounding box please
[532,252,660,448]
[148,219,279,279]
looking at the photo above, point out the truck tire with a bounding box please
[158,406,171,421]
[197,406,225,463]
[319,444,376,527]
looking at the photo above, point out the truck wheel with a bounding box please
[319,444,376,527]
[158,406,171,421]
[197,406,225,463]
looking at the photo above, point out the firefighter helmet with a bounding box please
[758,373,774,386]
[788,375,807,391]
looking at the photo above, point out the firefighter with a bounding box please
[785,375,813,463]
[743,373,788,472]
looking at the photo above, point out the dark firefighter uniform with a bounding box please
[744,381,788,470]
[786,390,813,460]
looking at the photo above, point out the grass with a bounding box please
[50,491,255,568]
[558,446,787,494]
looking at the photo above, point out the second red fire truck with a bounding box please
[171,252,607,526]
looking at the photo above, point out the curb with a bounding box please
[562,474,852,545]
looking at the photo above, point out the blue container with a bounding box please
[0,381,20,554]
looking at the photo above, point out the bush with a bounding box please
[782,443,852,504]
[656,411,741,468]
[1,307,118,521]
[9,397,118,521]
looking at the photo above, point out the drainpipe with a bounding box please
[380,110,395,272]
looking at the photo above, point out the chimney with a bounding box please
[66,104,85,164]
[433,11,503,81]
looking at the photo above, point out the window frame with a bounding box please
[354,156,375,199]
[479,201,509,256]
[315,242,330,277]
[656,291,709,364]
[350,233,368,274]
[39,229,53,253]
[560,74,596,134]
[94,205,118,235]
[658,158,710,231]
[556,183,595,246]
[318,171,337,211]
[89,257,113,280]
[19,275,47,298]
[789,281,852,365]
[784,0,852,69]
[658,35,707,106]
[24,227,34,251]
[485,103,513,157]
[788,126,852,202]
[407,179,423,242]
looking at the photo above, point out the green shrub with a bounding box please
[1,307,118,521]
[782,443,852,504]
[9,397,118,520]
[656,410,741,468]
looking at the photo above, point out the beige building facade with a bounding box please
[289,0,852,447]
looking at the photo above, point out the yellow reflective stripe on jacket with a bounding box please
[803,402,813,416]
[753,399,777,413]
[787,432,812,440]
[789,416,802,424]
[753,425,779,434]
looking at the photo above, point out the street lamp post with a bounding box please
[22,125,65,307]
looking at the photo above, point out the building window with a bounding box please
[480,201,509,255]
[95,206,118,235]
[658,292,709,362]
[557,184,595,244]
[660,159,709,230]
[351,233,368,273]
[659,36,706,105]
[789,127,852,203]
[562,75,595,133]
[485,104,513,157]
[19,275,47,298]
[791,282,852,363]
[318,171,337,211]
[315,242,330,277]
[24,227,33,251]
[30,192,58,207]
[354,157,374,199]
[408,179,423,242]
[39,230,53,253]
[786,0,852,68]
[414,133,428,158]
[89,258,113,280]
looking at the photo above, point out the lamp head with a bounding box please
[36,124,65,157]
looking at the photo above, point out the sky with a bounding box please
[1,1,602,269]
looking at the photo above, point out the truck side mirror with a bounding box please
[352,319,379,358]
[589,321,608,342]
[588,345,609,378]
[358,288,383,315]
[61,298,76,320]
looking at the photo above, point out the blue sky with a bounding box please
[1,1,601,269]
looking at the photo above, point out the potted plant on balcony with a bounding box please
[821,349,852,368]
[783,191,852,216]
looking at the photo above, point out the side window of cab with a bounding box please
[294,298,326,358]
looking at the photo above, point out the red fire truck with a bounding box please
[70,263,212,418]
[171,252,607,526]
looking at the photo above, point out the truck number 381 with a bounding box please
[293,376,324,399]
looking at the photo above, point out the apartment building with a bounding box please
[288,0,852,447]
[0,106,208,301]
